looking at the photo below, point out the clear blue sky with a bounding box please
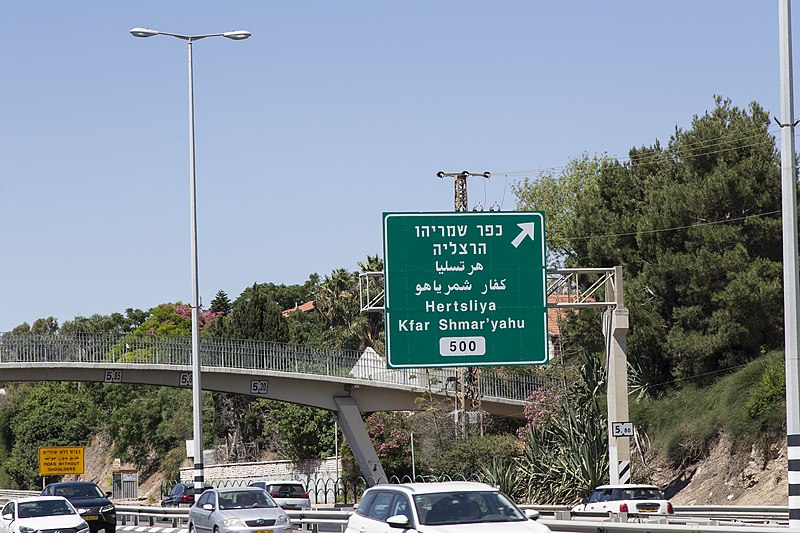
[0,1,792,331]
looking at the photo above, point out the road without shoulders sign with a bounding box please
[39,446,85,476]
[383,211,548,368]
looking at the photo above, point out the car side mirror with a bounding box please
[524,509,540,521]
[386,515,410,529]
[105,492,112,498]
[2,514,12,521]
[202,504,214,511]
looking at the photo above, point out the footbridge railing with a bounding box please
[0,333,548,403]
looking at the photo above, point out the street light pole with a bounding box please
[130,27,250,496]
[186,34,203,499]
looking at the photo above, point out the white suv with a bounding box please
[248,481,311,511]
[345,481,549,532]
[572,484,674,515]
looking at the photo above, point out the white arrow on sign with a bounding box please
[511,222,536,248]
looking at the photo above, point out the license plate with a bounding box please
[253,529,273,533]
[83,515,99,521]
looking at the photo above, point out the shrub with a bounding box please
[428,434,519,477]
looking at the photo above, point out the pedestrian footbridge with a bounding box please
[0,333,544,417]
[0,333,547,481]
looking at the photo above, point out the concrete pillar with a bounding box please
[333,397,387,484]
[605,266,631,484]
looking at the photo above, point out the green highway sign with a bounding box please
[383,211,548,368]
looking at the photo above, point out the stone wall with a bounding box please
[180,457,342,505]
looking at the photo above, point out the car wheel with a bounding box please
[213,526,219,533]
[188,524,194,533]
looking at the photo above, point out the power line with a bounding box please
[564,210,781,243]
[491,124,784,178]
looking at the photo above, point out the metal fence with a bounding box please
[163,472,493,506]
[0,333,549,403]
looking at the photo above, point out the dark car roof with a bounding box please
[43,481,110,505]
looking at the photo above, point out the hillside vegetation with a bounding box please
[0,96,792,504]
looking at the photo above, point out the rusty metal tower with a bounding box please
[436,170,490,437]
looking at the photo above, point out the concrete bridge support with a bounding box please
[334,396,387,484]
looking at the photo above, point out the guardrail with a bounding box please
[115,504,350,531]
[539,518,792,533]
[111,504,794,532]
[0,492,791,533]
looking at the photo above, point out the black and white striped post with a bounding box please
[778,0,800,527]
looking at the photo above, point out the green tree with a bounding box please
[513,154,610,266]
[225,284,290,342]
[1,383,99,488]
[258,401,336,461]
[206,284,291,462]
[209,291,233,315]
[285,309,325,346]
[314,265,384,352]
[357,254,383,273]
[514,97,783,392]
[31,317,58,334]
[10,323,30,334]
[61,309,147,334]
[101,384,192,476]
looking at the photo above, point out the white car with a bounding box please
[571,484,674,515]
[188,487,292,533]
[345,481,549,532]
[0,496,91,533]
[248,480,311,510]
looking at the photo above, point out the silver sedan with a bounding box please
[188,488,291,533]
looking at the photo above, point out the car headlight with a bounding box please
[100,504,115,513]
[19,526,37,533]
[77,508,89,514]
[275,515,290,526]
[222,517,246,527]
[78,521,90,533]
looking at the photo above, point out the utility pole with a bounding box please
[437,170,490,438]
[777,0,800,527]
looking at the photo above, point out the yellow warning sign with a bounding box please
[39,446,85,476]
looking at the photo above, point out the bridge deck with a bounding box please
[0,333,548,417]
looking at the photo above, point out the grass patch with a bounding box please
[630,351,785,466]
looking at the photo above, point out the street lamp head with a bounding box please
[223,30,251,40]
[130,27,159,38]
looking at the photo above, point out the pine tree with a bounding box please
[209,290,233,315]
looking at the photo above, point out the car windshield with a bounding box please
[269,484,305,497]
[218,491,277,510]
[19,500,76,518]
[414,491,525,525]
[618,488,665,500]
[54,484,104,499]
